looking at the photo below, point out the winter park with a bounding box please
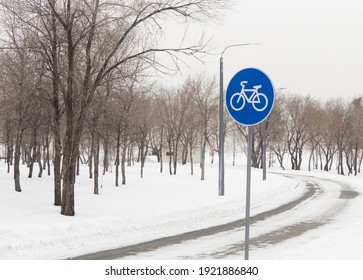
[0,0,363,264]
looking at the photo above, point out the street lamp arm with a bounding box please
[218,42,259,197]
[221,43,260,58]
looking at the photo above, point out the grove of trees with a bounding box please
[0,0,224,216]
[0,0,362,217]
[241,94,363,176]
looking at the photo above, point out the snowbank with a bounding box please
[0,161,301,260]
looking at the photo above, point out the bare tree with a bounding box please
[188,74,218,179]
[268,93,288,170]
[343,97,362,175]
[283,95,317,170]
[45,0,223,215]
[326,99,351,175]
[105,72,141,186]
[350,97,363,175]
[314,100,339,171]
[0,18,44,191]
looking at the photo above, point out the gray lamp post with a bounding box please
[219,43,259,196]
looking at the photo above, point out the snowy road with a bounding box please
[71,173,358,260]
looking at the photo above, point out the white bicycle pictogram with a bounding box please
[230,81,268,112]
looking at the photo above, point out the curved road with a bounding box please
[71,173,358,260]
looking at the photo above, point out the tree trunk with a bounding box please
[5,121,12,174]
[94,135,100,194]
[353,146,358,176]
[7,141,12,174]
[14,132,23,192]
[22,145,28,165]
[345,150,353,175]
[115,129,121,187]
[189,141,194,175]
[358,152,363,173]
[127,144,133,166]
[200,138,206,180]
[159,140,163,173]
[61,116,77,216]
[182,143,187,165]
[297,148,303,170]
[61,105,87,216]
[88,131,94,179]
[37,144,43,178]
[61,14,77,216]
[308,148,313,172]
[76,155,80,176]
[319,149,323,170]
[140,139,149,179]
[329,154,334,171]
[314,149,319,170]
[279,155,285,170]
[42,142,47,171]
[136,146,141,163]
[28,127,37,178]
[50,4,62,206]
[338,149,344,175]
[103,135,109,175]
[173,140,178,175]
[61,161,76,216]
[168,135,172,175]
[53,122,62,206]
[121,143,127,185]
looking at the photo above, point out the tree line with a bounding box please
[232,94,363,176]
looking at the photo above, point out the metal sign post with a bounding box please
[219,56,225,196]
[245,125,253,260]
[226,68,274,260]
[262,120,267,181]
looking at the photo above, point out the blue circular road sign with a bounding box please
[226,68,274,126]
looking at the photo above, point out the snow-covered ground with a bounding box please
[0,156,362,260]
[254,170,363,260]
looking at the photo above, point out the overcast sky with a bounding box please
[158,0,363,102]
